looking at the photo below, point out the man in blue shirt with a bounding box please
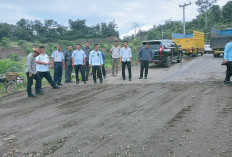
[120,41,132,81]
[89,44,103,84]
[223,37,232,85]
[72,44,86,84]
[138,42,154,79]
[36,46,59,92]
[51,45,65,86]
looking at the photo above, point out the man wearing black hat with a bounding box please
[25,48,42,98]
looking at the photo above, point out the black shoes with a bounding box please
[36,91,44,95]
[53,86,60,89]
[28,94,37,98]
[58,83,63,86]
[139,77,143,79]
[84,81,86,84]
[129,79,132,81]
[100,80,103,84]
[76,81,79,84]
[144,77,147,79]
[123,78,126,81]
[94,81,97,84]
[224,81,232,86]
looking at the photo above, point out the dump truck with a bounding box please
[210,28,232,58]
[172,31,205,56]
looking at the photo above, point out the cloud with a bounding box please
[0,0,229,37]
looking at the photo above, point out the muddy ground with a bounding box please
[0,54,231,157]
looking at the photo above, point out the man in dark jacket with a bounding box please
[64,45,73,83]
[138,43,154,79]
[83,41,92,81]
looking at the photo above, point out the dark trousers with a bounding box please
[140,60,150,78]
[26,72,40,96]
[65,64,73,82]
[92,66,102,82]
[38,71,56,89]
[54,62,63,85]
[122,61,132,79]
[85,61,90,80]
[225,61,232,82]
[74,65,86,82]
[102,64,106,77]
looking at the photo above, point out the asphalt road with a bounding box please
[0,54,231,157]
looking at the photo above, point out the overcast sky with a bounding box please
[0,0,228,38]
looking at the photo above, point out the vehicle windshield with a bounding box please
[142,42,161,50]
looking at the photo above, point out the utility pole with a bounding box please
[179,2,191,35]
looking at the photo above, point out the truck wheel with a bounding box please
[6,81,17,93]
[177,53,182,63]
[165,56,172,68]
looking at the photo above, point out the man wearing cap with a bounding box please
[72,44,86,84]
[36,46,59,91]
[83,41,92,81]
[89,44,103,84]
[25,48,42,98]
[138,42,154,79]
[51,45,65,86]
[110,41,120,76]
[64,45,73,83]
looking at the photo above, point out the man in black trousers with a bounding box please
[138,42,154,79]
[25,48,42,98]
[36,46,59,91]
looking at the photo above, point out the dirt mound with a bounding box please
[0,47,25,59]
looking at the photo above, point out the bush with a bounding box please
[8,53,20,61]
[1,37,11,48]
[0,58,23,74]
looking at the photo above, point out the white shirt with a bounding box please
[72,50,86,65]
[36,53,49,72]
[110,46,121,58]
[51,50,64,62]
[120,47,132,62]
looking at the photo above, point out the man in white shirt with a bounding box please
[120,41,132,81]
[51,45,65,86]
[72,44,86,84]
[110,41,120,76]
[89,44,103,84]
[36,46,59,92]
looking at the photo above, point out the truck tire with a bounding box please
[177,53,183,63]
[165,56,172,68]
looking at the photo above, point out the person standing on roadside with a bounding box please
[120,41,132,81]
[138,42,154,79]
[89,44,103,84]
[51,45,65,86]
[36,46,60,91]
[72,44,86,84]
[223,36,232,86]
[110,41,121,76]
[64,45,73,83]
[83,41,92,81]
[25,48,42,98]
[101,51,106,79]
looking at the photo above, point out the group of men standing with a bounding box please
[25,40,154,98]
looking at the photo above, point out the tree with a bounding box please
[208,5,222,25]
[195,0,218,29]
[222,1,232,23]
